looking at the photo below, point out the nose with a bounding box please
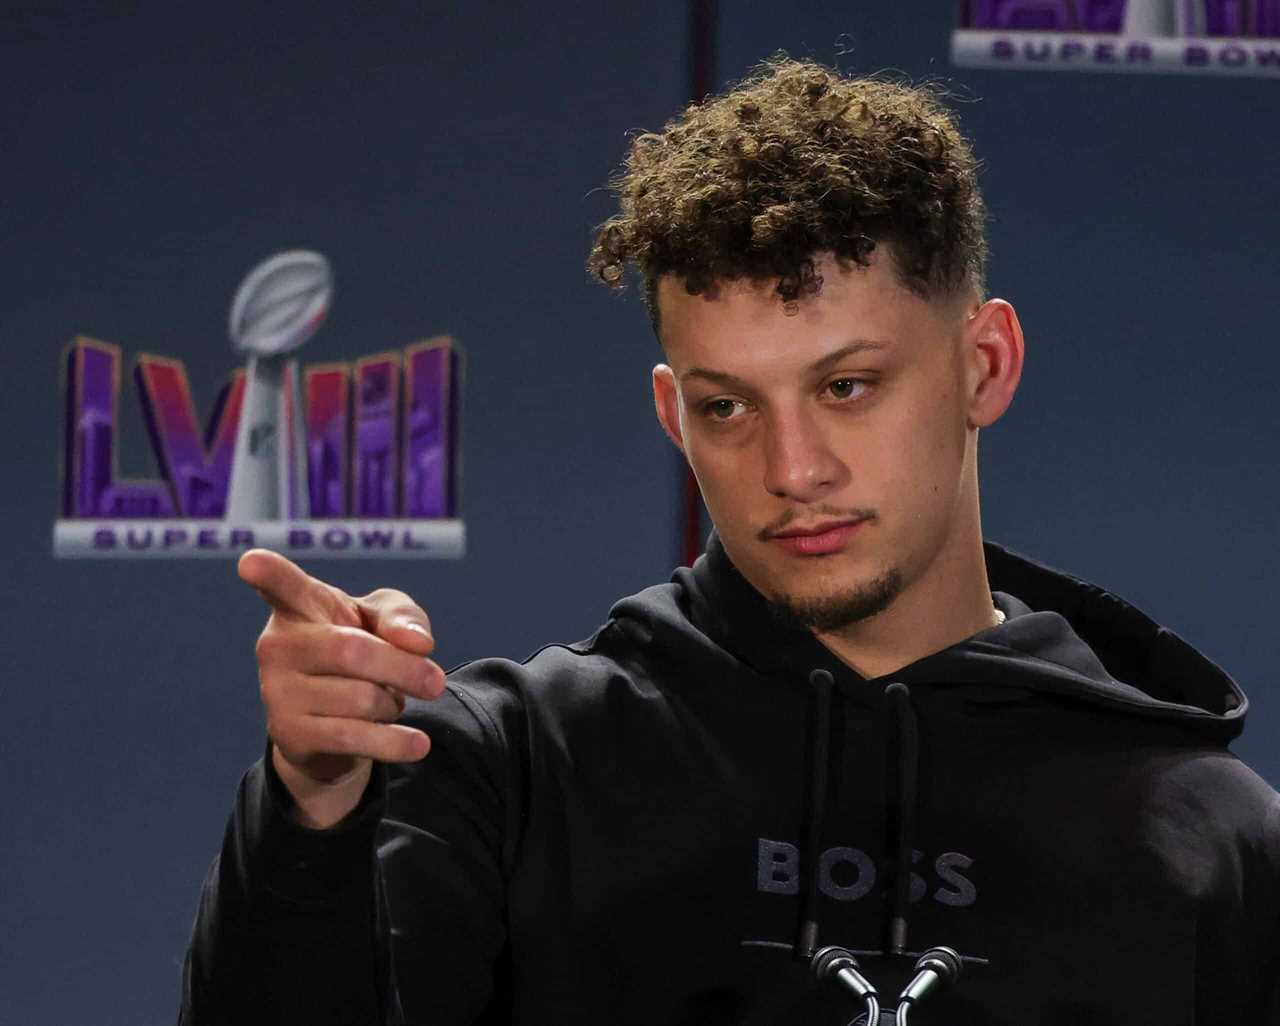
[761,405,848,502]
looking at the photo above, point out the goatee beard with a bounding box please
[764,565,904,634]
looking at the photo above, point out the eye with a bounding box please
[702,397,747,422]
[826,377,868,400]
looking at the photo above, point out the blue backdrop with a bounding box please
[2,3,1275,1023]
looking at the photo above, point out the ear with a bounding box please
[652,364,686,452]
[962,299,1025,430]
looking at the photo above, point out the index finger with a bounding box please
[237,548,356,625]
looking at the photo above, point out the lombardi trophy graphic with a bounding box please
[226,251,332,521]
[1125,0,1175,35]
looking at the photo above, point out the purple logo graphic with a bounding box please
[62,337,459,521]
[962,0,1279,35]
[954,0,1280,75]
[963,1,1128,32]
[56,255,465,560]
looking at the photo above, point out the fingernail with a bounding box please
[400,620,430,638]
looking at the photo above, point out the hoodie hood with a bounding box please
[641,528,1249,743]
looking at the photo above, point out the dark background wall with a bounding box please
[2,3,1275,1023]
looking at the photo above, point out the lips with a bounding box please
[770,518,868,555]
[772,518,866,539]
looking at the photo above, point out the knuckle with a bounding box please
[326,585,362,626]
[256,620,304,668]
[366,587,414,609]
[259,669,297,712]
[328,719,356,753]
[366,588,424,620]
[330,630,366,672]
[358,686,385,721]
[254,627,280,664]
[266,714,294,751]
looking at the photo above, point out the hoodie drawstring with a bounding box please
[796,673,923,963]
[885,681,919,957]
[795,668,835,961]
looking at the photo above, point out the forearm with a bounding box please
[178,749,390,1025]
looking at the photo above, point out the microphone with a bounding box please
[810,946,880,1025]
[893,946,963,1025]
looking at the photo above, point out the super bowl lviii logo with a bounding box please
[952,0,1280,76]
[56,252,464,559]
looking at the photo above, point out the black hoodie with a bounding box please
[179,533,1280,1025]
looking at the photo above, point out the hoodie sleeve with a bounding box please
[375,680,520,1024]
[177,682,519,1026]
[177,741,390,1025]
[1256,795,1280,1024]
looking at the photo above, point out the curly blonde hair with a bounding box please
[587,55,988,328]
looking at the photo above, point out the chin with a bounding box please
[766,565,904,633]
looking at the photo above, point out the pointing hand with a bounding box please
[238,548,446,827]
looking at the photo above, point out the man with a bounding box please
[179,57,1280,1024]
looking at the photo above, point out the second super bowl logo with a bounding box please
[952,0,1280,76]
[55,251,464,559]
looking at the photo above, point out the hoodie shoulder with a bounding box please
[981,540,1249,741]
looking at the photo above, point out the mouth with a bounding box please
[769,518,868,556]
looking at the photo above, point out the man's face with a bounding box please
[652,249,987,632]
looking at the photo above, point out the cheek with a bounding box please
[686,440,733,495]
[684,436,758,515]
[876,390,962,502]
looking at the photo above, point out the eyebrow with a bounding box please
[679,339,894,389]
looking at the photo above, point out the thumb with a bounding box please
[356,588,436,657]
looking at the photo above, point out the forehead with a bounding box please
[655,252,951,373]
